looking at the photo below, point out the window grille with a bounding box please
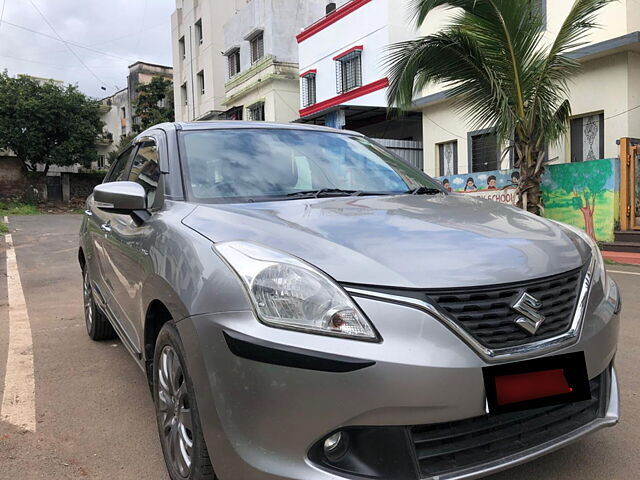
[438,141,458,176]
[335,50,362,94]
[227,50,240,78]
[301,73,316,107]
[570,113,604,162]
[247,102,265,121]
[250,33,264,64]
[221,106,243,121]
[470,130,498,172]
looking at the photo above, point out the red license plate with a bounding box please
[483,352,590,414]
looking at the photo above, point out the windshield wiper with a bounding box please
[286,189,361,198]
[407,186,445,196]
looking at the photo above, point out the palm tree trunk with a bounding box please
[516,146,543,215]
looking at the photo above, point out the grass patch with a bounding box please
[0,201,40,216]
[604,258,622,266]
[0,222,8,235]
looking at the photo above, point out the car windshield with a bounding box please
[179,128,443,202]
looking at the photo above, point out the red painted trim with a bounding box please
[296,0,374,43]
[333,46,363,61]
[299,77,389,118]
[299,69,317,78]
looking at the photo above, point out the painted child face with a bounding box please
[467,180,473,186]
[488,179,496,188]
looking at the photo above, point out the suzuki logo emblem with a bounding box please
[511,292,545,335]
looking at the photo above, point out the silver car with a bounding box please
[79,122,621,480]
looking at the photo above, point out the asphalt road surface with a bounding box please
[0,214,638,480]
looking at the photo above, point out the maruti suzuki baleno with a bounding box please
[79,122,620,480]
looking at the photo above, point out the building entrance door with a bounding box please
[620,138,640,230]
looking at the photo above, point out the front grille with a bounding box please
[411,370,607,479]
[425,266,586,349]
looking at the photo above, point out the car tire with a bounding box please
[82,267,116,341]
[153,322,216,480]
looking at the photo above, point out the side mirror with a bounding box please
[93,181,146,212]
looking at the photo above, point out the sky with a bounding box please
[0,0,175,99]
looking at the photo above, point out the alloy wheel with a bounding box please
[158,345,194,478]
[83,269,93,332]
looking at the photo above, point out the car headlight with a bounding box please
[214,241,379,341]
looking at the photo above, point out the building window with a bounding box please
[181,83,188,105]
[97,155,106,169]
[221,106,243,121]
[335,48,362,94]
[468,128,498,172]
[227,49,240,78]
[301,71,316,107]
[179,36,186,61]
[250,33,264,64]
[247,102,265,121]
[195,19,203,45]
[438,141,458,176]
[197,70,205,95]
[533,0,547,29]
[571,113,604,162]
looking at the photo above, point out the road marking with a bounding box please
[1,232,36,432]
[608,269,640,277]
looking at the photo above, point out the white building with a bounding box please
[220,0,326,122]
[171,0,246,121]
[415,1,640,176]
[97,62,173,167]
[296,0,422,142]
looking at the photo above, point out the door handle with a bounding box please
[100,222,112,233]
[84,209,93,216]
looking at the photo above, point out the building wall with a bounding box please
[416,1,640,176]
[221,0,326,122]
[422,52,640,176]
[171,0,243,121]
[297,0,418,112]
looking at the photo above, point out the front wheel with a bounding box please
[154,322,216,480]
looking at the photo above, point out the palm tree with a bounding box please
[386,0,614,214]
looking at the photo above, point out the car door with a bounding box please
[100,137,163,352]
[86,146,136,304]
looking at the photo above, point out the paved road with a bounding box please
[0,215,638,479]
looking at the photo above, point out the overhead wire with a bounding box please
[28,0,114,91]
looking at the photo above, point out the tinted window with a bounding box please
[105,146,134,183]
[128,141,161,207]
[180,129,441,202]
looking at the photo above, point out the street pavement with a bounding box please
[0,214,638,479]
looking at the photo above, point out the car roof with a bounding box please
[146,121,361,136]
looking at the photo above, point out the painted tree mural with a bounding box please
[549,160,613,240]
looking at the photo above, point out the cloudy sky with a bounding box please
[0,0,175,99]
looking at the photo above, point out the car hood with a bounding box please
[183,194,590,288]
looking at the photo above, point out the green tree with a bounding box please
[133,76,174,133]
[549,161,613,239]
[386,0,614,215]
[0,71,103,174]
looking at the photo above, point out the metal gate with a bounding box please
[373,138,424,170]
[619,138,640,230]
[46,175,62,203]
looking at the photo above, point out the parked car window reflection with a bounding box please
[180,129,441,202]
[128,141,160,207]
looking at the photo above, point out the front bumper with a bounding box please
[176,282,620,480]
